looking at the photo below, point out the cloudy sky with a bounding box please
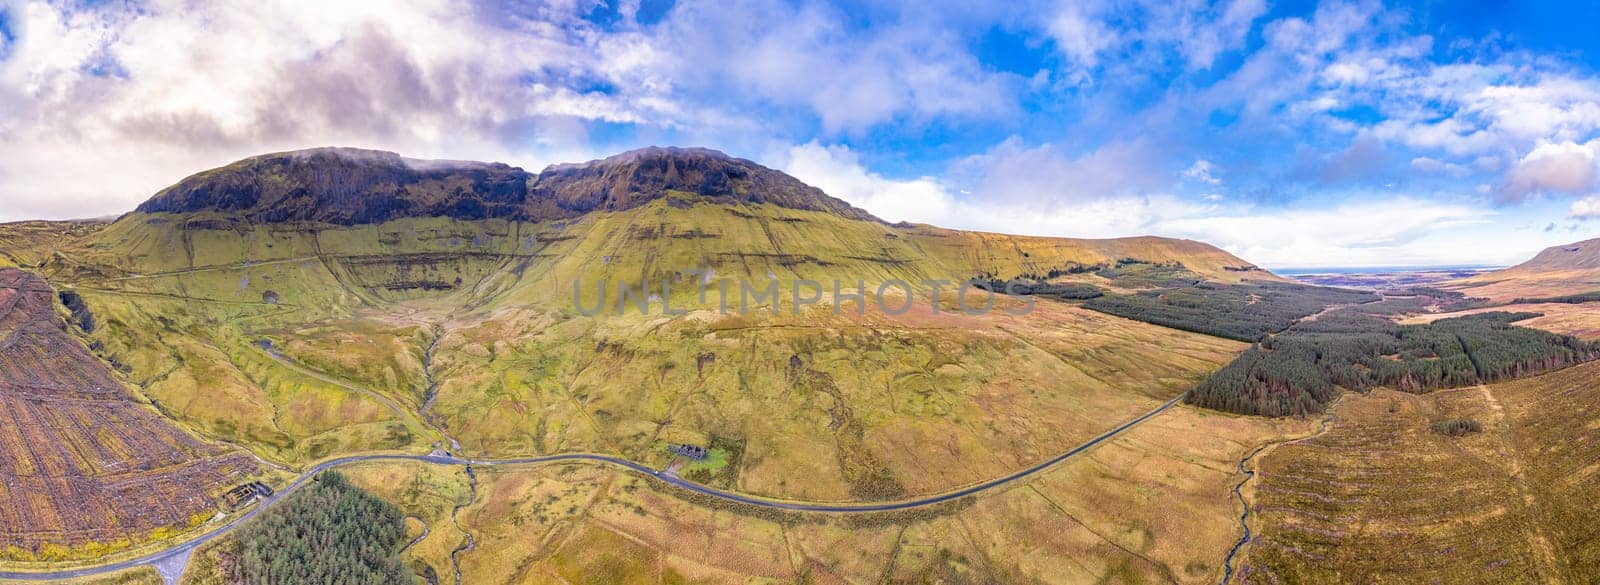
[2,0,1600,268]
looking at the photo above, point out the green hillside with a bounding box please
[16,147,1270,494]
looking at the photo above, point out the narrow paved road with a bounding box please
[0,394,1187,582]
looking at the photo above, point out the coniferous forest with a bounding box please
[1072,278,1599,417]
[1187,308,1599,416]
[1084,281,1379,342]
[220,472,412,584]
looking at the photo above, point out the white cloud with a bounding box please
[1183,160,1223,184]
[649,0,1017,133]
[949,137,1166,207]
[1409,156,1468,177]
[0,0,1033,221]
[1155,198,1498,267]
[1499,140,1599,202]
[1043,0,1267,74]
[782,142,954,224]
[0,0,655,221]
[1571,195,1600,219]
[780,140,1208,239]
[1047,2,1119,69]
[787,140,1520,268]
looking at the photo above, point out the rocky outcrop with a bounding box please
[530,146,879,221]
[133,146,880,225]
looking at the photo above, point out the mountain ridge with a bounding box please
[134,146,879,226]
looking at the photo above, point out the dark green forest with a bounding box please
[1083,281,1378,341]
[1187,309,1598,416]
[220,472,412,584]
[1512,291,1600,304]
[989,268,1593,418]
[973,279,1103,300]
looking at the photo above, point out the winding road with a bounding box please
[0,393,1188,582]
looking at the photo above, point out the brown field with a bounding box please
[422,292,1246,502]
[1447,273,1600,303]
[0,269,255,562]
[1399,301,1600,341]
[259,404,1317,585]
[1238,360,1600,583]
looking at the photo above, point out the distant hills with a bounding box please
[1450,237,1600,301]
[1503,238,1600,272]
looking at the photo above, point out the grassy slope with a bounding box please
[2,197,1290,579]
[328,406,1314,585]
[1240,360,1600,583]
[0,220,108,269]
[29,198,1260,478]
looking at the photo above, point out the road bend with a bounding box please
[0,393,1187,581]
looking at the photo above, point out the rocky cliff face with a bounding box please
[134,146,880,225]
[136,147,534,224]
[530,146,879,221]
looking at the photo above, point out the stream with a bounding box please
[449,464,479,585]
[1220,409,1339,584]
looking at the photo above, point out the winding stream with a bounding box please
[449,464,479,585]
[1219,409,1339,584]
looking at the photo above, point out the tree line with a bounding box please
[1187,309,1599,417]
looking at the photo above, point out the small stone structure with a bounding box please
[668,443,709,460]
[223,482,274,508]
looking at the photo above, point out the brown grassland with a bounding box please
[177,405,1314,584]
[1237,360,1600,583]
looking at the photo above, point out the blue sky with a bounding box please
[1,0,1599,268]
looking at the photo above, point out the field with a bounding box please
[0,269,255,562]
[1236,360,1600,583]
[177,404,1313,584]
[414,292,1245,502]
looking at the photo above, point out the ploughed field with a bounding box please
[0,269,254,561]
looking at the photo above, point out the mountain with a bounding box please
[17,145,1282,468]
[135,148,534,225]
[1449,237,1600,301]
[85,146,1271,287]
[1503,237,1600,272]
[133,146,878,226]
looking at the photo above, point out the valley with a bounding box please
[2,147,1599,584]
